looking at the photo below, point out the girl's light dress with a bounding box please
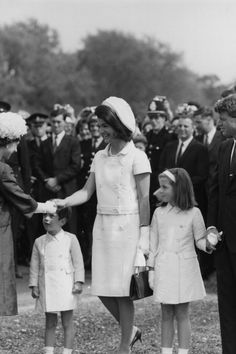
[90,141,151,297]
[148,204,207,304]
[29,230,85,312]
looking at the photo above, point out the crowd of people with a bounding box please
[1,89,236,354]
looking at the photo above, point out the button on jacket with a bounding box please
[91,141,151,215]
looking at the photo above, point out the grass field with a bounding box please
[0,274,220,354]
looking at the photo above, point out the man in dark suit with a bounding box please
[194,107,225,188]
[159,115,209,218]
[33,107,81,234]
[194,107,225,279]
[146,96,173,213]
[207,93,236,354]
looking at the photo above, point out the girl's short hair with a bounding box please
[159,168,196,210]
[95,105,133,142]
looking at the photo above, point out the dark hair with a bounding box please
[50,107,67,120]
[215,94,236,118]
[95,105,133,142]
[159,168,196,210]
[75,118,88,135]
[0,137,20,147]
[57,206,72,221]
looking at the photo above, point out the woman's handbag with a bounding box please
[129,267,153,301]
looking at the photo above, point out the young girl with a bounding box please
[29,206,85,354]
[148,168,214,354]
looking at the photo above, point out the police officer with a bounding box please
[146,96,173,214]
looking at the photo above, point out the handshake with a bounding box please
[205,227,223,251]
[37,199,66,214]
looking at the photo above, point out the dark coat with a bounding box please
[159,138,209,218]
[207,139,236,251]
[78,138,107,188]
[0,161,37,315]
[146,128,172,174]
[33,134,81,201]
[196,130,225,188]
[146,128,173,204]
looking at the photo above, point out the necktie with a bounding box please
[203,134,209,146]
[93,137,99,149]
[53,135,58,153]
[35,137,41,147]
[175,142,184,166]
[230,141,236,176]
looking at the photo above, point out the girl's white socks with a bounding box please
[62,349,73,354]
[44,347,54,354]
[178,349,189,354]
[162,348,173,354]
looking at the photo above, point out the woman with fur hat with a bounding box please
[0,112,56,316]
[56,97,151,354]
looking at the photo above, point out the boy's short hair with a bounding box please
[57,206,72,221]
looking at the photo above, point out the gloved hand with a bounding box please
[44,201,57,214]
[137,226,150,256]
[36,201,57,214]
[148,270,154,290]
[134,248,146,267]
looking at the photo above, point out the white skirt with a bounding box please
[91,213,139,296]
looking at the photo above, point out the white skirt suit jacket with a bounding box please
[148,204,208,304]
[29,230,85,312]
[90,141,151,296]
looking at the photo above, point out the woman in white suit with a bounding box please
[56,97,151,354]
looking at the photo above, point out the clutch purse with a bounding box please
[129,267,153,301]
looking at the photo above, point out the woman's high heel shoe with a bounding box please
[130,327,142,349]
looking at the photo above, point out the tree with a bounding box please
[77,30,222,120]
[0,19,95,113]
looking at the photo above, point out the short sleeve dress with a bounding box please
[90,141,151,296]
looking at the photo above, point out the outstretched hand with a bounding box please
[53,199,67,210]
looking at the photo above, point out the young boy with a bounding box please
[29,206,85,354]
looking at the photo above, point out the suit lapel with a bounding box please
[226,139,234,186]
[208,131,221,152]
[54,134,67,154]
[179,139,195,163]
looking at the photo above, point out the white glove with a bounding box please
[36,201,57,214]
[134,249,146,267]
[138,226,150,256]
[45,201,57,214]
[148,270,154,290]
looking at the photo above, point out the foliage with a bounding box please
[0,20,227,119]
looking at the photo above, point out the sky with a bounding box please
[1,0,236,84]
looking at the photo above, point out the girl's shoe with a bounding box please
[130,327,142,349]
